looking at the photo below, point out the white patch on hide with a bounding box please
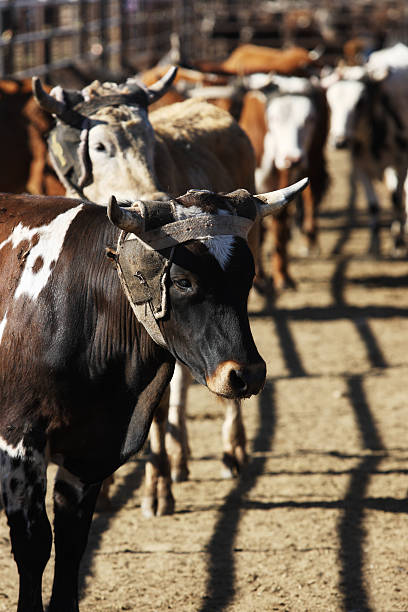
[0,205,83,301]
[174,203,234,270]
[266,95,315,170]
[0,310,8,344]
[0,435,26,459]
[326,80,365,146]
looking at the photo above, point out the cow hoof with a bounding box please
[141,496,157,518]
[368,237,380,257]
[95,493,113,513]
[221,450,247,479]
[171,466,189,482]
[156,494,175,516]
[275,277,297,292]
[392,245,407,258]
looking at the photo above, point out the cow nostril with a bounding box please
[229,369,248,394]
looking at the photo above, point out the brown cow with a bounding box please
[0,79,63,195]
[196,43,321,76]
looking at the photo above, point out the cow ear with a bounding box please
[107,195,145,233]
[255,178,309,217]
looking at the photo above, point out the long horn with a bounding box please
[107,196,145,233]
[256,178,309,217]
[32,77,85,128]
[145,66,178,104]
[32,76,66,116]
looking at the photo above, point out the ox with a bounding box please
[0,180,307,612]
[242,74,329,289]
[195,43,322,76]
[141,68,329,289]
[0,79,63,195]
[323,63,408,254]
[33,68,259,513]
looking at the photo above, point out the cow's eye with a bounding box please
[95,142,106,152]
[173,278,192,292]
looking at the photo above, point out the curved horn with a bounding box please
[145,66,178,104]
[32,76,66,116]
[32,76,85,128]
[256,178,309,218]
[107,196,145,233]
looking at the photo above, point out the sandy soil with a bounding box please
[1,149,408,612]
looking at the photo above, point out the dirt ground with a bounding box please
[1,149,408,612]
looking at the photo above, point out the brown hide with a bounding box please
[238,92,268,167]
[197,44,316,76]
[0,79,64,195]
[140,65,229,111]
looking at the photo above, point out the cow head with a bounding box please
[33,68,178,202]
[108,178,308,398]
[262,75,318,171]
[321,66,368,149]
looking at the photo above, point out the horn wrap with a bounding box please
[255,177,309,217]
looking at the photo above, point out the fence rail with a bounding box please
[0,0,407,82]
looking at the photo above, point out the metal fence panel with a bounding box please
[0,0,407,80]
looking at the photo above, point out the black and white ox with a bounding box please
[33,68,259,515]
[0,179,308,612]
[322,61,408,254]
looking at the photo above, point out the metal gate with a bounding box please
[1,0,407,80]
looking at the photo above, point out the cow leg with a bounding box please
[49,467,102,612]
[272,169,296,290]
[166,362,191,482]
[221,399,247,479]
[357,169,381,255]
[301,183,319,254]
[142,386,174,517]
[390,167,407,255]
[272,208,295,290]
[348,166,358,209]
[0,445,51,612]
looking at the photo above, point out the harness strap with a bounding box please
[114,212,254,349]
[138,214,253,251]
[116,230,169,348]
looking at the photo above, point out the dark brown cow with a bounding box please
[0,79,63,195]
[0,179,307,612]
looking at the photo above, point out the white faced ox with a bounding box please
[0,179,308,612]
[247,74,329,289]
[323,65,408,255]
[33,68,259,513]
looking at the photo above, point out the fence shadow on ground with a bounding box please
[200,207,408,611]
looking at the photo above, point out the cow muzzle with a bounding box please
[206,360,266,399]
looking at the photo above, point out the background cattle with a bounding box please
[241,74,329,289]
[0,78,63,195]
[322,48,408,255]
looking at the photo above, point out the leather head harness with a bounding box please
[112,194,255,348]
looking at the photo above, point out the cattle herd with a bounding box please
[0,35,408,612]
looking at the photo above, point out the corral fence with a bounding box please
[1,0,408,82]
